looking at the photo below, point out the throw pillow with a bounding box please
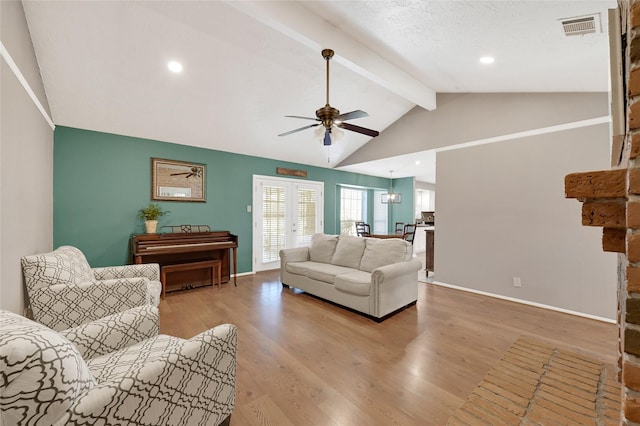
[331,235,366,269]
[309,234,339,264]
[360,238,412,272]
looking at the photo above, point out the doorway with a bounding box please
[252,175,324,271]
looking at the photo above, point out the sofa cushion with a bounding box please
[21,245,95,291]
[286,260,354,284]
[286,261,314,276]
[305,263,355,284]
[334,271,372,296]
[360,238,413,273]
[0,310,96,425]
[309,234,339,264]
[331,235,366,269]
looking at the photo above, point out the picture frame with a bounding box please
[151,158,206,202]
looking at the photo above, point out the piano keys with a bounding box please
[131,230,238,293]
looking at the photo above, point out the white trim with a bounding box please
[232,271,255,278]
[0,41,55,129]
[434,116,610,154]
[429,280,616,324]
[252,174,325,273]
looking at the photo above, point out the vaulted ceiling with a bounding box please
[22,0,615,183]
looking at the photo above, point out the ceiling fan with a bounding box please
[278,49,379,146]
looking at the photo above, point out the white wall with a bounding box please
[435,123,616,320]
[1,0,54,313]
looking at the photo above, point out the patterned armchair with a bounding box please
[21,245,162,331]
[0,308,237,426]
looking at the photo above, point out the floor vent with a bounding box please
[560,14,601,36]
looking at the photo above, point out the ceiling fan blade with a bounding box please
[170,172,191,176]
[338,122,380,137]
[335,110,369,122]
[324,128,332,146]
[285,115,320,122]
[278,123,321,137]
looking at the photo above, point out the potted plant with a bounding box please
[138,203,168,234]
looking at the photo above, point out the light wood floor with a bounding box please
[158,270,618,426]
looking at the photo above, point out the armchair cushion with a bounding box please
[68,324,237,425]
[0,310,236,426]
[0,310,96,426]
[59,305,159,360]
[27,278,154,331]
[21,245,94,292]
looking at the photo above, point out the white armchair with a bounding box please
[0,308,237,426]
[21,245,162,331]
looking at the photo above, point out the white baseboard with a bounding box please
[232,271,255,278]
[429,280,616,324]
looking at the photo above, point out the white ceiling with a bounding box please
[22,0,615,183]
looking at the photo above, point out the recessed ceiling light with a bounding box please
[479,56,495,65]
[415,160,421,165]
[168,61,183,73]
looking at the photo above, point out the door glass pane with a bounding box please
[297,188,317,247]
[262,185,286,262]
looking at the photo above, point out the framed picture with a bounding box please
[151,158,206,202]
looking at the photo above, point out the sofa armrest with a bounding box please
[279,247,310,263]
[371,259,422,283]
[59,305,159,360]
[92,263,160,281]
[369,259,422,318]
[65,324,237,425]
[30,278,151,331]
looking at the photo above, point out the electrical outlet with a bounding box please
[513,277,522,288]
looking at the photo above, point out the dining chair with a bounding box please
[402,224,417,244]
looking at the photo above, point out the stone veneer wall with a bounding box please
[565,2,640,424]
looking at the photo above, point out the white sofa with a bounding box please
[279,234,422,321]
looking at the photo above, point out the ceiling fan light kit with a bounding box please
[279,49,379,146]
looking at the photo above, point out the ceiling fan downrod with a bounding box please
[322,49,334,106]
[317,49,339,129]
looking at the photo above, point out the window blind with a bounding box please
[262,185,286,262]
[297,188,317,246]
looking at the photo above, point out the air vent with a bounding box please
[560,13,601,36]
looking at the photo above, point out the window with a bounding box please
[340,187,367,235]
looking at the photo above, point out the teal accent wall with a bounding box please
[54,126,410,271]
[389,177,416,233]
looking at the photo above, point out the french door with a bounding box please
[253,175,324,271]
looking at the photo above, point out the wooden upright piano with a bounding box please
[131,230,238,293]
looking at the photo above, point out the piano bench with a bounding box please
[160,260,222,299]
